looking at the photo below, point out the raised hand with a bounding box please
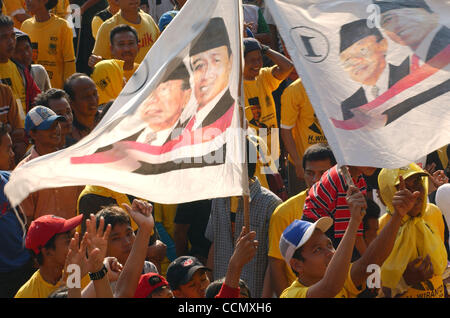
[122,199,154,232]
[85,214,111,269]
[346,185,367,222]
[403,255,434,286]
[63,232,89,282]
[392,176,421,217]
[104,257,123,282]
[230,226,258,269]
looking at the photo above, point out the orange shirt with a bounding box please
[17,147,84,222]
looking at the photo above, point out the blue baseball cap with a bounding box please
[158,10,178,32]
[25,106,65,134]
[279,217,333,264]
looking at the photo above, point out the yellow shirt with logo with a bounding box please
[280,78,327,163]
[20,15,76,89]
[268,189,307,285]
[281,264,362,298]
[0,60,26,120]
[3,0,28,29]
[14,270,90,298]
[244,67,282,190]
[92,11,160,64]
[378,204,446,298]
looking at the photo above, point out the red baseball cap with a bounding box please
[134,273,170,298]
[25,214,83,254]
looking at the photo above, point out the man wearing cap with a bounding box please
[243,37,293,190]
[281,182,409,298]
[16,106,84,223]
[14,214,84,298]
[338,19,410,128]
[377,163,448,298]
[134,272,174,298]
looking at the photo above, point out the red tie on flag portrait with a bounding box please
[266,0,450,168]
[5,0,249,207]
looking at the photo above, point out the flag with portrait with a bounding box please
[5,0,248,207]
[266,0,450,168]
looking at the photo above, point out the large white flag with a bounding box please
[5,0,248,207]
[266,0,450,168]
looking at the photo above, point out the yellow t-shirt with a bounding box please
[378,204,446,298]
[92,11,160,64]
[91,59,125,105]
[14,270,90,298]
[268,190,307,284]
[0,60,26,120]
[91,15,104,40]
[280,78,327,163]
[3,0,28,29]
[20,15,76,89]
[245,69,282,190]
[50,0,70,19]
[281,264,362,298]
[124,63,140,81]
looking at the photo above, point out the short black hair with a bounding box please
[64,73,89,101]
[302,143,336,169]
[0,14,14,28]
[34,88,69,108]
[95,205,131,232]
[45,0,58,10]
[110,24,139,46]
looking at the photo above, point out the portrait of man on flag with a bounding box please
[331,0,449,131]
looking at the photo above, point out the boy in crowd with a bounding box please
[20,0,75,89]
[13,30,51,92]
[33,88,75,148]
[14,214,85,297]
[280,178,409,298]
[17,106,83,221]
[268,143,336,296]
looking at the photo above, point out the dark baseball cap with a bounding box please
[166,256,210,290]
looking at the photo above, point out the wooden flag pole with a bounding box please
[339,165,366,216]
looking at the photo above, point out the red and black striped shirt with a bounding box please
[302,165,366,238]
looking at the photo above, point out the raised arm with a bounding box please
[306,186,365,298]
[114,200,154,298]
[351,176,415,287]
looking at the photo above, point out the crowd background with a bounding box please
[0,0,449,299]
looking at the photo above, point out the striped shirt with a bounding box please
[302,165,366,240]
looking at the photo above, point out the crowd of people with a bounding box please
[0,0,449,299]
